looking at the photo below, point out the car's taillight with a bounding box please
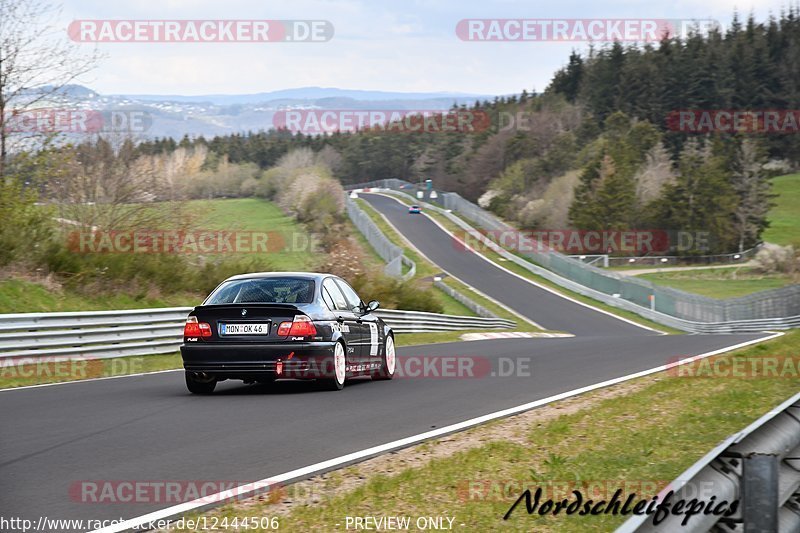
[277,315,317,337]
[184,316,212,337]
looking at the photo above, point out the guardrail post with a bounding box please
[742,453,779,533]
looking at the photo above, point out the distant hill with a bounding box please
[110,86,491,105]
[19,84,494,139]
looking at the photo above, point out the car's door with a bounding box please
[334,278,376,362]
[358,303,382,366]
[322,278,364,361]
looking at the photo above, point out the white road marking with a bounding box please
[91,332,782,533]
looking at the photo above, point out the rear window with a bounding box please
[205,278,315,305]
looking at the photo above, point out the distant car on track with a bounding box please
[408,204,422,214]
[180,272,395,394]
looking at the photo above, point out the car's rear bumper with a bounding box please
[181,341,337,379]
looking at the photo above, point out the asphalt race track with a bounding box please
[0,193,772,530]
[361,193,651,336]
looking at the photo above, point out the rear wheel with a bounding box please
[373,334,396,380]
[320,341,346,391]
[185,371,216,394]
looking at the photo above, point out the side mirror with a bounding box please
[365,300,380,313]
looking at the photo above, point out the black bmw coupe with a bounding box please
[180,272,395,393]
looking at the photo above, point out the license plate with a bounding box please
[220,323,271,335]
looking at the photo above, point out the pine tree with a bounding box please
[654,141,738,253]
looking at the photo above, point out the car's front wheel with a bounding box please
[185,371,216,394]
[373,334,396,380]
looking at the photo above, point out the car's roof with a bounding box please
[223,272,335,282]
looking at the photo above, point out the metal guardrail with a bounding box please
[346,196,416,281]
[617,390,800,532]
[350,182,800,334]
[346,191,506,320]
[0,307,192,360]
[374,308,514,333]
[433,279,499,319]
[432,192,799,325]
[0,307,514,361]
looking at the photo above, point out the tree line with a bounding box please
[6,10,796,256]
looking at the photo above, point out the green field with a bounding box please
[184,198,318,271]
[637,267,796,299]
[1,199,317,313]
[0,279,198,314]
[763,173,800,248]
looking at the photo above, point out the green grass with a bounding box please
[2,198,318,314]
[184,198,318,271]
[638,267,796,299]
[396,330,504,347]
[433,288,478,316]
[187,330,800,532]
[763,173,800,248]
[0,279,200,314]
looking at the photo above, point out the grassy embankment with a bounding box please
[182,329,800,532]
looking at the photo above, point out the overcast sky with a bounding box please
[58,0,780,96]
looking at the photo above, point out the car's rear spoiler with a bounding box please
[192,303,309,313]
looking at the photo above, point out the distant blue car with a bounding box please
[408,205,421,214]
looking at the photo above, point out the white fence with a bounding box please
[0,307,514,361]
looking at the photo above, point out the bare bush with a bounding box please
[634,143,675,206]
[277,147,316,170]
[518,170,579,228]
[0,0,101,177]
[753,243,796,274]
